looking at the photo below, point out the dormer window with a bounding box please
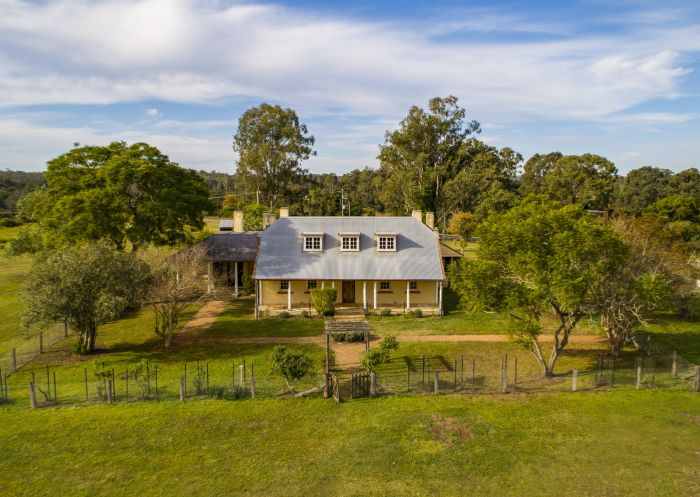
[302,232,324,252]
[375,232,397,252]
[338,232,360,252]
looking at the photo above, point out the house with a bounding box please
[253,209,445,317]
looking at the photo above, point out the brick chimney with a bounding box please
[233,211,244,232]
[411,210,422,223]
[425,212,435,230]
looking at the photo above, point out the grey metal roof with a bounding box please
[255,217,444,280]
[198,232,260,262]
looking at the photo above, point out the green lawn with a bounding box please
[207,300,325,338]
[1,391,698,497]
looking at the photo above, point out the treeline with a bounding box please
[0,170,45,217]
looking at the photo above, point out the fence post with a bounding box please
[694,366,700,393]
[53,371,57,403]
[422,356,425,389]
[407,365,410,392]
[433,370,439,394]
[45,365,50,397]
[514,357,518,391]
[84,368,88,401]
[239,365,245,387]
[472,358,476,390]
[38,331,43,354]
[125,369,129,402]
[250,364,256,399]
[11,348,16,373]
[672,351,678,377]
[325,334,330,374]
[501,355,508,394]
[206,363,210,398]
[107,380,113,404]
[572,369,578,392]
[453,359,457,391]
[179,376,186,401]
[323,372,329,398]
[610,357,616,387]
[370,371,377,396]
[111,368,115,401]
[154,367,158,401]
[635,362,642,390]
[461,355,464,383]
[29,382,37,409]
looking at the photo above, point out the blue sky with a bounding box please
[1,0,699,174]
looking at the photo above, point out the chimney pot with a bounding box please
[411,210,422,223]
[280,207,289,218]
[425,212,435,230]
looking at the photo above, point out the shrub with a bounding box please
[271,346,313,393]
[380,308,392,317]
[362,336,400,372]
[412,309,423,318]
[0,217,18,227]
[242,273,255,294]
[4,225,44,256]
[311,288,337,316]
[379,335,399,351]
[331,331,365,343]
[210,385,249,400]
[278,311,291,320]
[300,310,310,318]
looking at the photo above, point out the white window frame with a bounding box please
[409,281,418,291]
[303,235,323,252]
[377,235,396,252]
[340,235,359,252]
[379,281,391,291]
[280,280,289,291]
[307,280,317,290]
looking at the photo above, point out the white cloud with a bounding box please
[0,0,696,121]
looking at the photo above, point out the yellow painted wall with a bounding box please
[258,280,440,307]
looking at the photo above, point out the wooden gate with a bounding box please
[351,373,371,398]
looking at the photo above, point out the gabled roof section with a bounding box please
[255,217,444,280]
[197,232,260,262]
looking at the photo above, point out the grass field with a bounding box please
[1,391,698,497]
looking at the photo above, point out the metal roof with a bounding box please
[198,232,260,262]
[255,217,444,280]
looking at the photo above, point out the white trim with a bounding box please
[406,281,410,309]
[376,235,396,252]
[303,235,323,252]
[373,281,377,310]
[363,281,367,310]
[339,235,360,252]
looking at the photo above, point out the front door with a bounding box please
[342,281,355,303]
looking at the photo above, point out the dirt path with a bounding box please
[179,301,228,334]
[400,334,605,343]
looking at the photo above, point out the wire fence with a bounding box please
[0,324,67,377]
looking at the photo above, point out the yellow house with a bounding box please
[254,211,445,317]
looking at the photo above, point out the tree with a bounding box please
[233,103,315,208]
[543,154,618,210]
[143,247,207,348]
[21,142,212,251]
[519,152,563,196]
[378,96,481,224]
[449,196,629,376]
[271,346,314,393]
[646,195,699,223]
[22,241,148,354]
[615,166,673,212]
[361,336,399,372]
[310,288,337,316]
[447,211,478,249]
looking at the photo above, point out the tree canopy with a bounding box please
[20,142,212,251]
[233,103,316,208]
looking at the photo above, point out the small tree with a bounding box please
[311,288,337,316]
[448,211,478,249]
[22,241,148,354]
[271,346,313,393]
[143,247,207,348]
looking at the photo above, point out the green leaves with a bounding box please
[271,346,314,393]
[32,142,212,250]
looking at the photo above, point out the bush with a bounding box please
[0,217,18,227]
[300,310,310,318]
[278,311,291,320]
[380,308,392,317]
[242,273,255,294]
[331,331,365,343]
[362,336,400,372]
[412,309,423,318]
[271,346,314,393]
[379,335,399,351]
[311,288,337,316]
[210,385,249,400]
[4,225,44,256]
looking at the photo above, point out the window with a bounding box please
[340,235,359,251]
[377,236,396,251]
[380,281,391,291]
[280,280,289,291]
[409,281,418,290]
[303,235,323,252]
[307,280,317,290]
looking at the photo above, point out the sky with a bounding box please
[1,0,699,175]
